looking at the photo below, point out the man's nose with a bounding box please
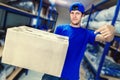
[73,13,77,18]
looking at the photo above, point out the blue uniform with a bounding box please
[55,24,96,80]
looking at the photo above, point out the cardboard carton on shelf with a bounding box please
[2,26,68,77]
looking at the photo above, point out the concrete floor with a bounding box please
[18,67,86,80]
[18,70,44,80]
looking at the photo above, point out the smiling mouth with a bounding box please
[73,19,78,21]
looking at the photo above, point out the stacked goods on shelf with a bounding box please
[101,57,120,78]
[4,0,35,13]
[84,43,120,79]
[87,44,103,66]
[109,40,120,64]
[82,5,120,34]
[0,1,58,32]
[82,44,103,79]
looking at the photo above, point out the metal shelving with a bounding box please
[84,0,120,80]
[0,1,58,31]
[84,53,120,80]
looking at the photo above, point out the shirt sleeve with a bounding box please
[88,30,97,44]
[54,25,63,35]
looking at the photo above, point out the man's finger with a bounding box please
[94,25,107,34]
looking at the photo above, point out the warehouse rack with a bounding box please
[83,0,120,80]
[0,2,35,79]
[0,0,58,31]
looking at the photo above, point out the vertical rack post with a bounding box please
[86,4,94,29]
[3,11,8,30]
[35,0,43,29]
[47,4,54,30]
[95,0,120,79]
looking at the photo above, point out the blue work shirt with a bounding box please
[55,24,96,80]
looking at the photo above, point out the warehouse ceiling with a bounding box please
[0,0,18,3]
[0,0,107,10]
[53,0,117,14]
[52,0,102,10]
[33,0,102,9]
[0,0,117,12]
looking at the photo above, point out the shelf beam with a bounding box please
[7,67,22,80]
[0,2,36,18]
[0,46,3,57]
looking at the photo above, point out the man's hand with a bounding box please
[94,24,115,42]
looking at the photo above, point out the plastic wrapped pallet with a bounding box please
[2,26,68,77]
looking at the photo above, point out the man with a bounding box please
[42,2,115,80]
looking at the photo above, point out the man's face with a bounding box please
[70,10,82,25]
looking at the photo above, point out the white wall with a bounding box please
[55,6,70,27]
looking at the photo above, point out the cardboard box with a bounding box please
[2,26,68,77]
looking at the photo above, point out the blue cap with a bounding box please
[69,2,85,13]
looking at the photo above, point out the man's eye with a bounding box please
[76,12,80,15]
[70,12,74,14]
